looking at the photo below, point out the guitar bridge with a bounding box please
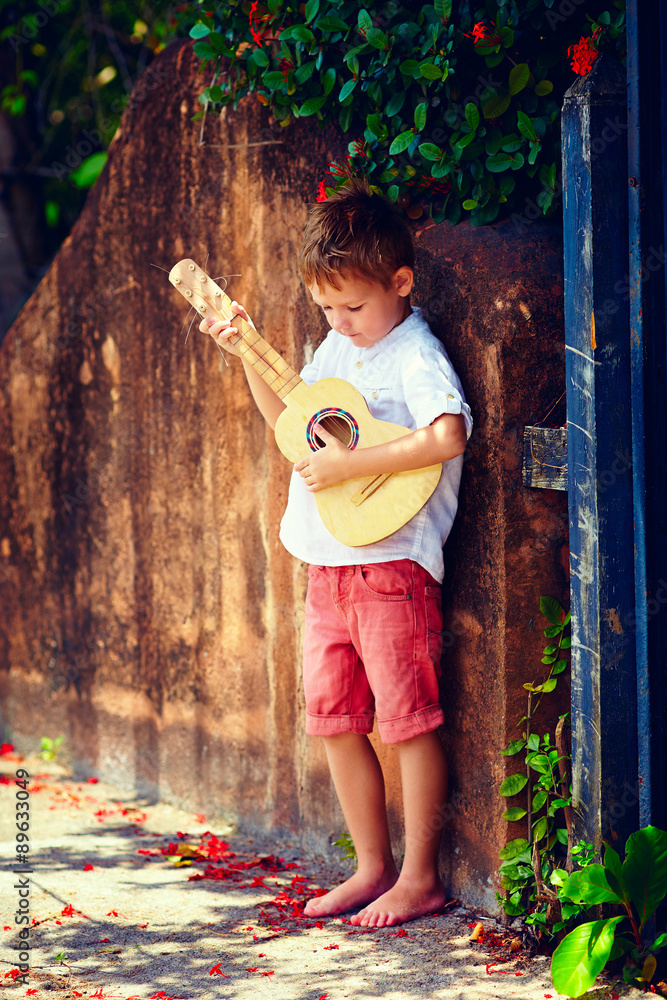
[349,473,393,507]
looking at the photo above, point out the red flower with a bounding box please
[0,742,14,755]
[249,2,273,47]
[209,964,229,977]
[278,57,294,82]
[568,36,599,75]
[316,179,329,202]
[471,20,501,47]
[84,864,94,870]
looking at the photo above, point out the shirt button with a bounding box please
[355,361,363,369]
[446,393,455,399]
[371,391,378,399]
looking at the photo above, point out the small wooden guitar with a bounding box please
[169,259,442,546]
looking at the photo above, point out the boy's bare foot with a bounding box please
[349,876,447,928]
[304,868,398,918]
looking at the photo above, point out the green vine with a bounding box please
[181,0,626,225]
[497,596,574,936]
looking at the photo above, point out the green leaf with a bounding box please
[322,66,336,96]
[189,23,210,39]
[399,59,421,77]
[622,826,667,929]
[535,80,553,96]
[299,95,326,116]
[263,71,285,89]
[295,61,316,84]
[434,0,452,20]
[193,39,216,60]
[316,15,349,32]
[561,865,622,905]
[508,63,530,96]
[357,9,372,34]
[366,27,388,49]
[389,129,416,154]
[532,815,548,841]
[305,0,319,23]
[561,636,572,648]
[69,152,107,188]
[290,25,315,44]
[465,102,480,133]
[386,184,399,203]
[386,90,405,117]
[527,734,540,751]
[500,773,528,797]
[414,102,428,131]
[503,806,528,822]
[500,26,514,47]
[364,113,383,138]
[483,93,511,119]
[419,142,443,161]
[339,79,357,102]
[499,837,530,860]
[486,152,513,172]
[552,659,568,675]
[544,624,563,638]
[420,61,442,80]
[551,917,626,998]
[540,596,562,624]
[501,739,526,757]
[532,788,548,812]
[541,678,557,693]
[517,110,537,141]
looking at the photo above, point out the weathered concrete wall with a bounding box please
[0,40,568,911]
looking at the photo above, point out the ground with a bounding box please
[0,751,632,1000]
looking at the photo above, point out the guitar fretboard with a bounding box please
[233,321,303,401]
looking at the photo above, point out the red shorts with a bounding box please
[302,558,445,744]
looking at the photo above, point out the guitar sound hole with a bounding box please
[307,408,359,452]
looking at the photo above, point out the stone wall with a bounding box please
[0,40,568,912]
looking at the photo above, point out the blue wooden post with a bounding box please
[626,0,667,831]
[562,55,639,848]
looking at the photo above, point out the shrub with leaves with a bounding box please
[183,0,626,224]
[551,827,667,997]
[497,596,572,928]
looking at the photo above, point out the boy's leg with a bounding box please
[303,732,399,917]
[349,729,448,927]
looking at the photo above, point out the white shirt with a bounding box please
[279,307,473,582]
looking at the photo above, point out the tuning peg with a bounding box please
[188,263,195,271]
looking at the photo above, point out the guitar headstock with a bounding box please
[168,259,252,332]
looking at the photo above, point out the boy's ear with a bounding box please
[393,266,414,297]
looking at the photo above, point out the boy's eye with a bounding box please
[349,305,363,312]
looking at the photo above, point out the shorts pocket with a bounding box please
[358,560,414,601]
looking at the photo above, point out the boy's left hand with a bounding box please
[295,424,351,491]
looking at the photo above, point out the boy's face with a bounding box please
[309,268,414,349]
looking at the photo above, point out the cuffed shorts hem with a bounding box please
[377,705,445,744]
[305,712,374,737]
[305,705,444,744]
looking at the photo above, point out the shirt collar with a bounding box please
[347,306,423,364]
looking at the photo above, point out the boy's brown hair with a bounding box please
[298,178,414,291]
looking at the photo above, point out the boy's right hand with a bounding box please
[199,300,251,358]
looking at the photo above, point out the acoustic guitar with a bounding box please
[169,259,442,546]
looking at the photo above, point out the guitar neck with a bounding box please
[231,316,303,401]
[168,258,303,402]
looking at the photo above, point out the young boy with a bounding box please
[201,180,472,928]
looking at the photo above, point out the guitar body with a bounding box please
[274,378,442,547]
[168,259,442,548]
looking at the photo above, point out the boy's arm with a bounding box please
[295,412,467,492]
[201,306,287,430]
